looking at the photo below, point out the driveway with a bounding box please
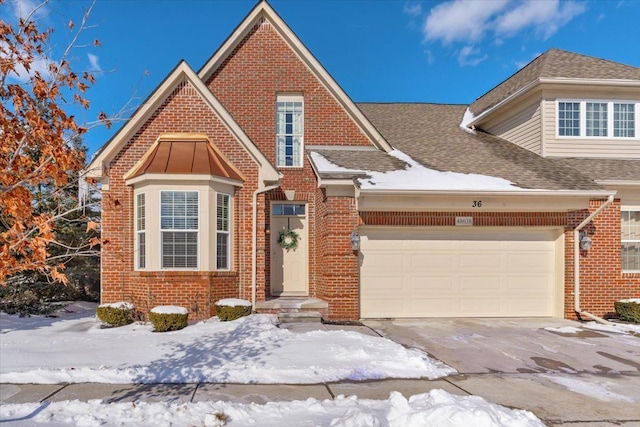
[364,318,640,427]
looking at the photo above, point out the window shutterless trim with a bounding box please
[216,192,231,271]
[621,209,640,273]
[557,99,638,140]
[135,192,146,270]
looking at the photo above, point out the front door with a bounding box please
[270,203,308,296]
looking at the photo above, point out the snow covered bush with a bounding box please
[614,299,640,323]
[215,298,252,321]
[150,306,188,332]
[96,302,134,327]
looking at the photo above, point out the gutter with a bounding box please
[252,182,281,308]
[573,194,615,325]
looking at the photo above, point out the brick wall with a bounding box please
[568,199,640,319]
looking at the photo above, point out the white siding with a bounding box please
[484,96,542,155]
[542,88,640,159]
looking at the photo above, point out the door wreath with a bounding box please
[278,228,299,252]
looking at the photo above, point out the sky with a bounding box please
[4,0,640,157]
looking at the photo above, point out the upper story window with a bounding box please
[557,100,638,139]
[276,95,303,167]
[161,191,199,269]
[622,210,640,272]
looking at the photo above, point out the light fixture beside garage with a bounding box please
[579,232,593,251]
[350,230,360,251]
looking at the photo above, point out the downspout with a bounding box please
[574,194,614,324]
[252,182,280,308]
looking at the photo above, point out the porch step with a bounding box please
[278,311,323,323]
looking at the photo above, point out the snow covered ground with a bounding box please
[0,302,546,426]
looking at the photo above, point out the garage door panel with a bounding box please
[409,277,455,293]
[360,227,559,318]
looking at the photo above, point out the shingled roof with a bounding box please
[355,103,608,191]
[469,48,640,116]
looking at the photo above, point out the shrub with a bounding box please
[150,306,188,332]
[215,298,252,322]
[614,299,640,323]
[0,276,79,317]
[96,302,134,327]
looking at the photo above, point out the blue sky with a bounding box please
[5,0,640,157]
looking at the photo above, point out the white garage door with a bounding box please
[360,227,560,318]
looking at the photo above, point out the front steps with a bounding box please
[255,297,328,323]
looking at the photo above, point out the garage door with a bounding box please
[360,227,560,318]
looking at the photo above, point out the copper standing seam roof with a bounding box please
[128,139,244,181]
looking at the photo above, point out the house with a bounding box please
[87,1,639,322]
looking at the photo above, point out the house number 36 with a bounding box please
[472,201,483,207]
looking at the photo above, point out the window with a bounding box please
[276,95,303,167]
[586,102,607,136]
[622,210,640,272]
[614,103,635,137]
[136,193,146,269]
[216,193,230,270]
[558,100,639,139]
[271,204,306,216]
[161,191,198,269]
[558,102,580,136]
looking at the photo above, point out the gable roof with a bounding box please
[197,0,392,153]
[469,48,640,117]
[125,135,245,182]
[353,102,624,193]
[87,61,279,184]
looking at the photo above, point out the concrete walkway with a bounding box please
[2,319,640,427]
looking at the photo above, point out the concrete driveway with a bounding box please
[364,318,640,427]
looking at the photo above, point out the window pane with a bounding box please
[614,103,635,137]
[586,102,608,137]
[162,231,198,269]
[161,191,198,269]
[217,194,230,232]
[558,102,580,136]
[138,233,145,269]
[272,204,305,216]
[217,233,229,270]
[136,193,145,231]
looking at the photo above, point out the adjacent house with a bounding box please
[87,1,639,321]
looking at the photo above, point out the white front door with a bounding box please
[270,203,308,296]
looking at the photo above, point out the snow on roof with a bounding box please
[308,151,364,174]
[358,150,520,191]
[459,107,477,134]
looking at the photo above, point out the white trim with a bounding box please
[197,2,392,152]
[126,173,243,187]
[556,99,639,140]
[621,208,640,273]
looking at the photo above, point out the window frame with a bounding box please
[135,192,146,270]
[275,94,304,168]
[216,192,231,271]
[557,99,639,140]
[160,190,199,270]
[621,208,640,273]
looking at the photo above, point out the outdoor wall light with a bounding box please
[579,232,593,251]
[350,230,360,251]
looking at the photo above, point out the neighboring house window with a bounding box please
[136,193,146,269]
[216,193,230,270]
[558,102,580,136]
[622,210,640,272]
[161,191,198,269]
[276,95,303,167]
[614,103,635,137]
[558,100,639,139]
[586,102,607,137]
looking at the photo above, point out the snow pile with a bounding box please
[0,304,455,384]
[216,298,252,307]
[99,301,134,310]
[150,305,188,315]
[459,107,477,134]
[359,150,519,191]
[0,390,545,427]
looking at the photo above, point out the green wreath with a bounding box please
[278,228,299,252]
